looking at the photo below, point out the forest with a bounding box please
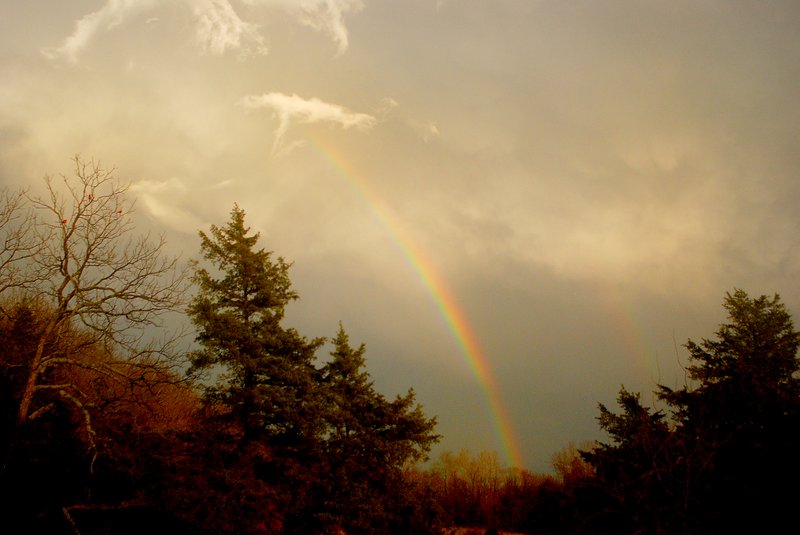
[2,158,800,534]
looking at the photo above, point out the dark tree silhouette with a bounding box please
[585,290,800,534]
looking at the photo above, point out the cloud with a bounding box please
[43,0,362,62]
[422,121,440,142]
[42,0,160,62]
[130,178,207,234]
[290,0,364,56]
[376,97,399,119]
[239,92,377,154]
[192,0,268,57]
[245,0,364,56]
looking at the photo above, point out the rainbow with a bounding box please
[307,138,525,469]
[596,284,660,385]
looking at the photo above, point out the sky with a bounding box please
[2,0,800,472]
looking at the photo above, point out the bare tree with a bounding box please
[11,156,189,446]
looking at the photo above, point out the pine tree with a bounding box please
[290,325,440,534]
[586,290,800,533]
[322,324,439,478]
[187,205,322,447]
[658,289,800,532]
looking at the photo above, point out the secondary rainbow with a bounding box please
[308,138,525,469]
[597,285,661,384]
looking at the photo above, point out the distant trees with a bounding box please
[550,441,594,488]
[584,290,800,533]
[414,448,565,533]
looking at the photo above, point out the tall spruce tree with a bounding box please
[187,205,322,448]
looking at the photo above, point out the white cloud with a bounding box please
[244,0,364,55]
[131,178,206,234]
[293,0,364,56]
[42,0,160,62]
[44,0,362,62]
[239,92,377,154]
[192,0,268,58]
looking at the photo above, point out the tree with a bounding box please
[188,207,441,533]
[583,387,685,534]
[299,325,439,533]
[585,290,800,533]
[662,289,800,423]
[12,157,187,434]
[658,289,800,532]
[187,204,322,449]
[0,297,203,532]
[0,157,189,530]
[186,204,324,534]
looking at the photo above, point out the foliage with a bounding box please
[584,289,800,533]
[1,180,446,533]
[18,158,800,534]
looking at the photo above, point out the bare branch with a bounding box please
[15,156,190,433]
[0,187,42,306]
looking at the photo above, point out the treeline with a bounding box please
[3,158,800,534]
[409,446,593,533]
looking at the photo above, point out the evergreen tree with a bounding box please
[289,325,440,534]
[583,388,686,534]
[586,290,800,533]
[187,205,322,448]
[659,289,800,532]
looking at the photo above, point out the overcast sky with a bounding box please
[2,0,800,472]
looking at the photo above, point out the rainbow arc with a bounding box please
[308,139,525,468]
